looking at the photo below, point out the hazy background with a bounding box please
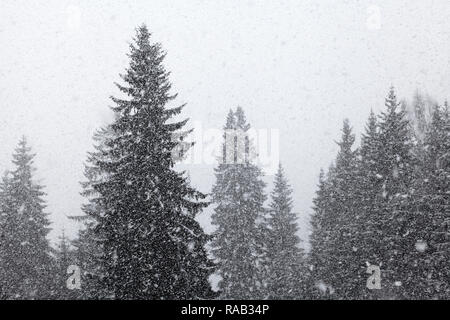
[1,0,450,246]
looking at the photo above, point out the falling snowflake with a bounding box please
[415,240,428,252]
[187,242,195,252]
[315,281,334,294]
[392,166,399,178]
[315,281,327,293]
[18,205,25,214]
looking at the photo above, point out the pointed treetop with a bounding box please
[137,23,149,35]
[443,100,449,115]
[334,119,356,172]
[368,108,376,120]
[273,163,287,188]
[318,168,325,183]
[225,109,236,130]
[132,24,152,50]
[221,107,255,165]
[337,119,355,150]
[277,162,284,175]
[113,23,174,116]
[365,110,378,134]
[12,136,36,178]
[223,107,251,131]
[271,163,293,207]
[235,107,251,131]
[360,110,379,158]
[385,86,400,112]
[16,135,32,156]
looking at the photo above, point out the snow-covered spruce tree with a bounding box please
[413,104,449,299]
[0,137,54,299]
[211,108,269,299]
[325,120,361,299]
[308,169,334,299]
[266,164,306,299]
[309,90,447,300]
[375,87,417,299]
[354,110,386,299]
[355,92,436,300]
[309,120,360,299]
[82,25,214,299]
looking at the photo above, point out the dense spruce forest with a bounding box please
[0,25,448,300]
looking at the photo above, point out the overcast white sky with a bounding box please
[1,0,450,245]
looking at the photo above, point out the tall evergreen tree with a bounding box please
[0,137,53,299]
[375,87,416,299]
[354,110,385,299]
[82,25,214,299]
[211,107,269,299]
[324,120,360,299]
[356,91,438,299]
[266,164,305,299]
[308,169,334,298]
[308,120,360,299]
[413,104,450,298]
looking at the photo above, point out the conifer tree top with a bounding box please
[12,136,36,178]
[270,164,294,215]
[384,86,401,113]
[112,24,179,117]
[335,119,356,166]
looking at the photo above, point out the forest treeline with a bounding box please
[0,25,448,300]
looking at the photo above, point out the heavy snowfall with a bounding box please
[0,1,448,300]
